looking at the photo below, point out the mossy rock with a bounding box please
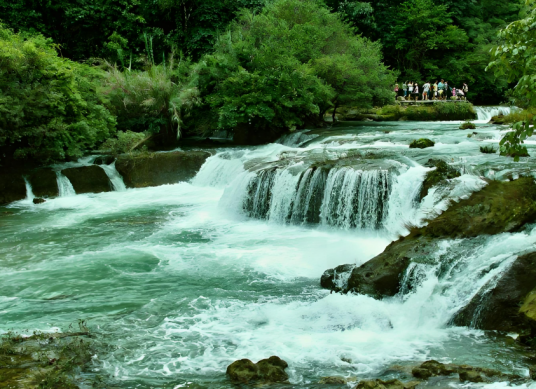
[500,150,530,158]
[420,159,461,199]
[459,121,476,130]
[62,166,112,194]
[226,356,289,384]
[28,168,58,198]
[490,115,506,124]
[326,178,536,298]
[409,138,435,149]
[0,171,26,205]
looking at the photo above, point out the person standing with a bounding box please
[438,79,445,100]
[408,81,414,96]
[444,81,450,99]
[394,83,399,96]
[433,81,438,100]
[452,87,457,99]
[423,81,431,101]
[463,83,469,100]
[403,81,408,98]
[414,83,419,101]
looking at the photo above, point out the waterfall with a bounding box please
[100,162,127,191]
[23,178,35,202]
[56,171,76,196]
[276,131,319,147]
[474,106,516,123]
[193,152,246,188]
[235,165,394,229]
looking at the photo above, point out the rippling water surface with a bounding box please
[2,118,536,388]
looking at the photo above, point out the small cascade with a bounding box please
[100,162,127,191]
[474,106,516,123]
[56,171,76,196]
[237,165,394,229]
[193,152,246,188]
[23,178,35,202]
[276,131,319,147]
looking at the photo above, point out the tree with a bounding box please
[192,0,395,138]
[487,0,536,160]
[0,25,116,163]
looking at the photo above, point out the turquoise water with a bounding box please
[1,118,536,388]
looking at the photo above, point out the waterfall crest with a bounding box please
[100,162,127,191]
[474,106,516,123]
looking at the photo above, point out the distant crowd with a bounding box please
[393,80,469,102]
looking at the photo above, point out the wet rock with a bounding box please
[226,356,288,384]
[490,114,506,124]
[459,370,484,383]
[452,251,536,332]
[324,178,536,298]
[459,121,476,130]
[33,198,46,204]
[0,171,26,205]
[409,138,434,149]
[116,151,210,188]
[62,166,113,194]
[320,264,355,291]
[420,159,461,199]
[319,376,351,384]
[411,360,456,379]
[355,379,417,389]
[28,168,59,197]
[94,155,115,165]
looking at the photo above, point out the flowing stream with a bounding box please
[2,114,536,388]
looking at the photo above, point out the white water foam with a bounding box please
[474,106,517,123]
[100,162,127,192]
[55,171,76,197]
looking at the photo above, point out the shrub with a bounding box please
[100,131,147,155]
[409,138,435,148]
[460,121,476,130]
[480,145,497,154]
[0,25,116,163]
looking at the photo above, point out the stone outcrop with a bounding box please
[420,159,461,200]
[62,166,112,194]
[226,356,288,384]
[409,138,434,149]
[93,155,115,165]
[0,171,26,205]
[322,178,536,298]
[28,168,59,198]
[115,151,210,188]
[411,360,520,384]
[451,252,536,332]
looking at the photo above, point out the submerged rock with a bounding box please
[322,178,536,298]
[319,376,355,384]
[226,356,289,384]
[451,251,536,332]
[459,370,484,383]
[320,264,355,292]
[420,159,461,199]
[33,198,46,204]
[28,168,59,198]
[354,379,418,389]
[62,166,112,194]
[115,151,210,188]
[409,138,435,149]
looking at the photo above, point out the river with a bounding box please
[1,108,536,388]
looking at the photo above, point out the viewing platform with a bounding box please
[397,99,471,106]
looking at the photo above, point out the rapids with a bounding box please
[2,110,536,388]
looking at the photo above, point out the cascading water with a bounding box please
[100,162,127,191]
[23,177,35,202]
[55,171,76,196]
[474,106,516,123]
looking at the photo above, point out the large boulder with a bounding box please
[61,166,112,194]
[322,178,536,298]
[28,168,59,198]
[409,138,434,149]
[451,252,536,332]
[226,356,288,384]
[115,151,210,188]
[0,172,26,205]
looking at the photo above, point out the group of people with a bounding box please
[393,80,469,101]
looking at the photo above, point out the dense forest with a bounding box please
[0,0,531,163]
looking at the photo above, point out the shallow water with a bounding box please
[2,116,536,388]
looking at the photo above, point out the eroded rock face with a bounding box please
[62,166,112,194]
[420,159,461,200]
[226,356,288,384]
[28,168,59,198]
[322,178,536,298]
[115,151,210,188]
[451,252,536,332]
[0,172,26,205]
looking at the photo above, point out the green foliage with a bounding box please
[100,131,147,155]
[480,145,497,154]
[194,0,395,134]
[460,121,476,130]
[102,58,200,140]
[488,0,536,160]
[409,138,435,148]
[0,25,116,163]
